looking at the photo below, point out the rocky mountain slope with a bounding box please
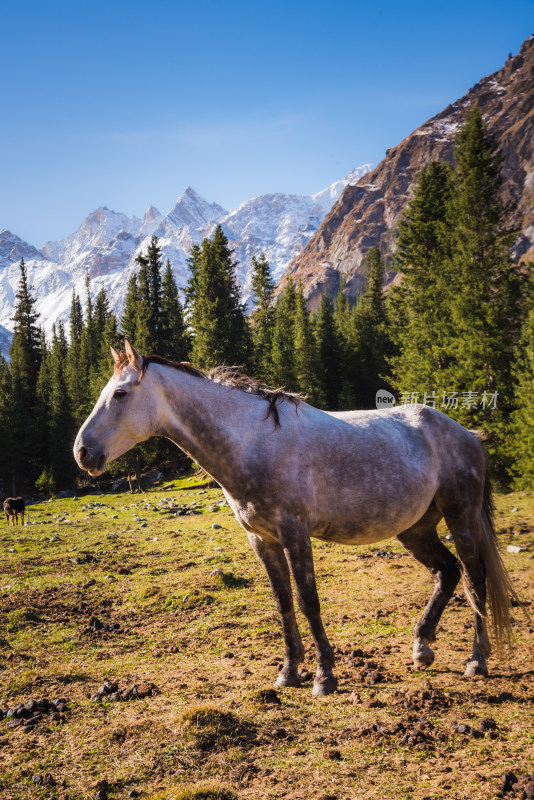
[286,34,534,304]
[0,166,371,356]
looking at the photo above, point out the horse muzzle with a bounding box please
[75,444,107,476]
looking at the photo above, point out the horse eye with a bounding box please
[114,389,127,399]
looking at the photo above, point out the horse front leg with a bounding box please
[247,532,304,687]
[278,518,337,697]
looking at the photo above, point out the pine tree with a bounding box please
[135,255,155,353]
[444,106,524,476]
[511,291,534,488]
[294,282,320,402]
[316,291,343,409]
[0,355,13,494]
[66,290,87,424]
[160,260,190,360]
[121,272,140,344]
[44,323,74,489]
[333,283,355,408]
[186,226,250,369]
[135,235,163,351]
[250,254,275,381]
[8,259,44,489]
[388,160,454,396]
[351,247,392,408]
[271,276,297,390]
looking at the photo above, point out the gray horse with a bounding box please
[74,341,515,696]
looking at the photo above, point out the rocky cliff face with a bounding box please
[286,34,534,305]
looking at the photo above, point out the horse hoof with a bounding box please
[464,660,488,678]
[275,672,301,688]
[413,641,434,670]
[312,676,338,697]
[414,658,434,670]
[413,650,434,670]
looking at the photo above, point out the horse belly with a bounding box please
[310,472,437,546]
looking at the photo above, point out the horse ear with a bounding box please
[124,339,143,371]
[110,345,121,364]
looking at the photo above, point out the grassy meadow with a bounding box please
[0,473,533,800]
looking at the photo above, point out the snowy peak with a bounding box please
[139,204,163,237]
[42,206,141,264]
[0,323,13,360]
[161,186,228,234]
[0,229,45,266]
[312,164,374,210]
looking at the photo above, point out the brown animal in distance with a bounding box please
[3,497,25,525]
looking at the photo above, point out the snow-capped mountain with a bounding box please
[0,164,372,358]
[0,324,12,359]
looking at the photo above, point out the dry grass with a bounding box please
[0,474,532,799]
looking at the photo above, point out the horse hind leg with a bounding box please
[398,509,461,671]
[442,510,493,677]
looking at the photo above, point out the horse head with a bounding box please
[74,340,156,476]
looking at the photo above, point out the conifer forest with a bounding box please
[1,108,532,496]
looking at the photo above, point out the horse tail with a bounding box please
[466,469,520,654]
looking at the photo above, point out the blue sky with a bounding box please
[1,0,532,245]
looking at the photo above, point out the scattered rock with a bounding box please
[355,714,446,747]
[3,696,69,731]
[391,687,453,712]
[507,544,528,553]
[326,748,342,760]
[499,771,534,794]
[91,679,159,703]
[83,578,97,589]
[83,617,122,636]
[252,688,281,706]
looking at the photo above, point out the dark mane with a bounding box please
[116,353,303,427]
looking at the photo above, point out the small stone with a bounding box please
[32,774,43,785]
[479,717,497,731]
[210,568,224,578]
[456,723,471,735]
[133,681,153,699]
[500,772,518,792]
[128,791,140,799]
[83,578,96,589]
[104,574,117,582]
[103,679,118,694]
[212,523,222,530]
[326,749,342,760]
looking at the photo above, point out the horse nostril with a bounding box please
[78,447,87,463]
